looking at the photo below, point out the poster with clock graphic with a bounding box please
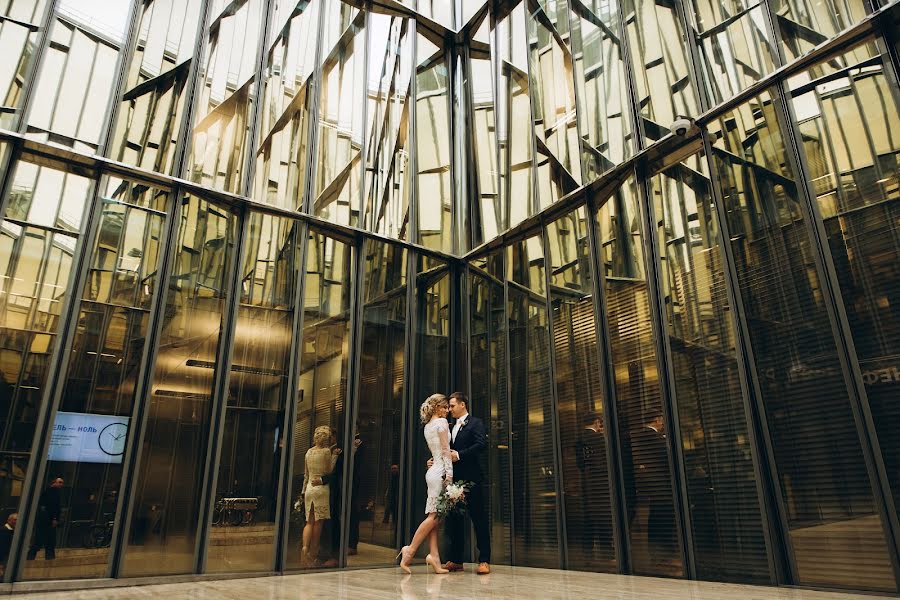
[48,411,130,464]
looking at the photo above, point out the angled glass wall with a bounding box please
[0,0,897,594]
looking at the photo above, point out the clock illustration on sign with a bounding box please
[98,423,128,456]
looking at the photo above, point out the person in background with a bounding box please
[27,477,64,560]
[0,512,18,573]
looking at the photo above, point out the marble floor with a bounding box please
[7,566,885,600]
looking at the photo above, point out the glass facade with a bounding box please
[0,0,897,594]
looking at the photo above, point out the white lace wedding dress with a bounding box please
[424,417,453,514]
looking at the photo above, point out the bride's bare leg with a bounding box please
[404,513,438,559]
[428,524,440,560]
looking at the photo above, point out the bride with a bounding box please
[397,393,453,574]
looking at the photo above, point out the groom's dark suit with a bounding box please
[448,414,491,565]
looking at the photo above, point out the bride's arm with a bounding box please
[439,422,453,484]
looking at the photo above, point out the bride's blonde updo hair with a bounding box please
[420,393,448,425]
[313,425,333,447]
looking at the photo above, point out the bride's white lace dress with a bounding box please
[424,417,453,514]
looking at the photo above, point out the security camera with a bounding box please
[670,117,693,137]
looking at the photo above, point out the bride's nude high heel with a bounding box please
[397,545,413,574]
[425,554,449,574]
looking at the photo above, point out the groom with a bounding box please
[444,392,491,574]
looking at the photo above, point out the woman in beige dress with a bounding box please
[302,425,340,564]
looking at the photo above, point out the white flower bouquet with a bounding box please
[435,480,473,519]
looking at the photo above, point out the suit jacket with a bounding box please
[450,416,487,483]
[0,524,12,564]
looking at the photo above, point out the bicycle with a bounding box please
[83,514,114,548]
[211,497,258,527]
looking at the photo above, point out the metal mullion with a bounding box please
[539,224,569,570]
[97,0,141,159]
[616,0,645,154]
[239,0,278,199]
[520,4,542,218]
[635,162,695,579]
[700,130,787,585]
[761,0,788,68]
[12,0,60,134]
[585,188,631,574]
[194,202,250,574]
[357,4,372,230]
[300,1,328,215]
[409,18,420,245]
[445,37,461,255]
[562,0,591,186]
[171,0,215,180]
[774,80,900,588]
[274,219,311,572]
[5,168,103,583]
[499,249,516,565]
[400,249,416,549]
[339,235,366,568]
[673,0,711,113]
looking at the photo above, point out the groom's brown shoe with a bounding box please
[476,562,491,575]
[444,561,464,572]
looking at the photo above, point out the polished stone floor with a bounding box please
[7,566,884,600]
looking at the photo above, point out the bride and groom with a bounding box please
[397,392,492,575]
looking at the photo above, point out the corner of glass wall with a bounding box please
[24,0,134,154]
[285,226,353,570]
[707,84,897,592]
[0,0,52,131]
[186,0,267,193]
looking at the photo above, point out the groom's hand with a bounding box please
[426,458,434,468]
[450,450,460,462]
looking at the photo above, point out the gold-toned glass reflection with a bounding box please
[187,0,265,193]
[352,239,406,566]
[22,178,168,581]
[507,234,559,568]
[253,0,320,210]
[363,13,412,240]
[710,90,895,591]
[469,18,501,247]
[527,1,581,209]
[415,32,453,253]
[313,7,365,227]
[26,1,132,153]
[623,0,698,144]
[122,195,237,576]
[687,0,776,104]
[286,230,352,570]
[207,213,300,573]
[109,0,204,173]
[0,1,49,129]
[547,207,616,572]
[0,158,94,574]
[570,0,634,180]
[772,0,870,63]
[789,41,900,562]
[595,176,683,577]
[651,154,769,582]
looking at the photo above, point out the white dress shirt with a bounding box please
[452,414,468,443]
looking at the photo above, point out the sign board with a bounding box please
[48,411,130,464]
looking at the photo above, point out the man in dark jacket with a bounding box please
[444,392,491,574]
[27,477,64,560]
[0,512,17,572]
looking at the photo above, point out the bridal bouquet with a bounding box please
[435,480,473,519]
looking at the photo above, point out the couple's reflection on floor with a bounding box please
[399,571,492,599]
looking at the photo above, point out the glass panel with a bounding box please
[0,158,93,572]
[207,213,299,573]
[527,0,581,210]
[121,195,238,576]
[495,2,535,230]
[26,1,132,153]
[285,229,352,570]
[187,0,265,193]
[548,207,616,571]
[570,0,634,181]
[507,234,558,567]
[595,175,683,576]
[253,0,320,210]
[0,1,49,129]
[788,42,900,554]
[687,0,777,105]
[109,0,204,173]
[468,266,512,564]
[651,153,770,582]
[363,13,412,240]
[418,0,455,30]
[415,32,453,253]
[623,0,698,144]
[21,178,168,580]
[772,0,870,64]
[313,7,365,227]
[469,19,501,247]
[710,90,895,591]
[353,239,407,566]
